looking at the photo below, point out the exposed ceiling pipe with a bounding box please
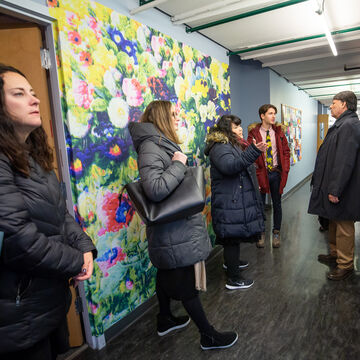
[130,0,168,15]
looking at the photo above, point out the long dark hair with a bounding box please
[0,64,53,176]
[208,114,243,147]
[140,100,181,144]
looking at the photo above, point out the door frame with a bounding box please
[0,0,104,350]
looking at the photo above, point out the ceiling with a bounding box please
[132,0,360,108]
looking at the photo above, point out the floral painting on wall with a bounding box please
[48,0,230,336]
[281,104,302,165]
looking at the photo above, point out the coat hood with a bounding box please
[204,131,229,156]
[248,122,286,133]
[128,122,181,156]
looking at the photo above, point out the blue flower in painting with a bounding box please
[107,26,138,64]
[121,40,138,64]
[107,26,124,48]
[115,200,131,223]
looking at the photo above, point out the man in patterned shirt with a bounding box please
[248,104,290,248]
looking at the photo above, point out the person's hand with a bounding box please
[172,151,187,165]
[328,194,339,203]
[73,252,94,286]
[253,139,267,152]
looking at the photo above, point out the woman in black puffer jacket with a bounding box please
[0,64,96,359]
[205,115,266,290]
[129,100,237,351]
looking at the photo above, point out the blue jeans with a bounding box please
[261,171,282,231]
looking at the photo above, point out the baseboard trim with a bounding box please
[282,173,312,202]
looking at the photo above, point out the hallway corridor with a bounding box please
[76,180,360,360]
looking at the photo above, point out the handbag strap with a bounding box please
[119,186,127,205]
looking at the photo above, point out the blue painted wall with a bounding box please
[229,55,270,133]
[269,70,318,194]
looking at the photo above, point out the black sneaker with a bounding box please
[222,260,249,270]
[157,314,190,336]
[225,278,254,290]
[200,328,238,350]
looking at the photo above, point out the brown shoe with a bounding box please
[327,267,354,281]
[272,230,280,248]
[318,254,337,265]
[256,233,265,248]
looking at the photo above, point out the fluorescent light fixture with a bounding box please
[310,0,337,56]
[320,14,337,56]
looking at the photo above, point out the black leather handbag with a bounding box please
[120,166,206,225]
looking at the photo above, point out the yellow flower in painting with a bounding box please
[87,65,104,88]
[191,79,209,98]
[79,28,98,48]
[119,282,126,293]
[93,44,117,71]
[183,45,193,63]
[174,76,190,102]
[90,164,107,178]
[62,0,88,16]
[78,190,97,222]
[127,213,146,243]
[172,42,180,56]
[50,8,67,30]
[210,61,221,90]
[91,2,111,24]
[128,157,138,171]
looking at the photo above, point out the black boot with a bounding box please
[157,314,190,336]
[200,326,238,350]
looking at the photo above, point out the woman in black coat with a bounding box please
[205,115,266,290]
[129,100,237,350]
[0,64,96,360]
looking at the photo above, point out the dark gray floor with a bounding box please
[73,181,360,360]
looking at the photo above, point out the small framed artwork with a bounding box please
[281,104,302,166]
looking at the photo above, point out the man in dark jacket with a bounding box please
[248,104,290,248]
[308,91,360,281]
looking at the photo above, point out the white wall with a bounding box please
[269,70,318,194]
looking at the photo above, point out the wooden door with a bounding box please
[317,114,329,151]
[0,22,84,347]
[0,24,59,176]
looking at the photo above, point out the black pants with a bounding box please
[223,243,240,280]
[156,268,212,334]
[261,171,282,231]
[4,333,60,360]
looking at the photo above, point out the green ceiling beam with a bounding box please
[140,0,154,5]
[228,26,360,56]
[301,83,360,90]
[310,92,360,98]
[186,0,308,33]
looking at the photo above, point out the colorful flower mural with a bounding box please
[48,0,230,336]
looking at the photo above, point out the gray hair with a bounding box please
[333,91,357,112]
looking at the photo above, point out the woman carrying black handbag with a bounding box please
[128,100,237,350]
[205,115,266,290]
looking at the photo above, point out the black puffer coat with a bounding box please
[308,110,360,220]
[0,154,96,353]
[128,122,211,269]
[205,132,265,240]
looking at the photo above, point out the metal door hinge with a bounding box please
[40,48,51,69]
